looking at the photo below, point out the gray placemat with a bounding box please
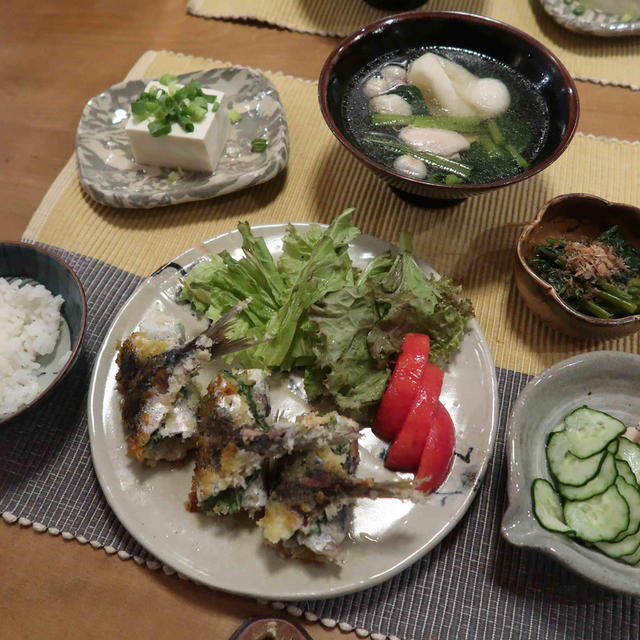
[1,246,638,640]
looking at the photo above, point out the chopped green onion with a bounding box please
[159,73,178,86]
[131,100,149,122]
[177,115,194,133]
[192,96,208,109]
[130,75,216,137]
[251,138,268,153]
[445,174,463,185]
[186,103,207,123]
[229,108,243,124]
[148,120,172,137]
[573,4,585,15]
[168,171,179,182]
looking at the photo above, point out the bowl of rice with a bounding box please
[0,242,87,424]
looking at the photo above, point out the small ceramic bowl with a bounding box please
[0,242,87,424]
[501,351,640,596]
[318,11,579,204]
[516,193,640,340]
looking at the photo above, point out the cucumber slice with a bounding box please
[558,453,617,501]
[621,544,640,566]
[546,431,606,487]
[564,484,630,542]
[531,478,575,534]
[595,528,640,559]
[608,439,620,455]
[617,437,640,484]
[611,476,640,541]
[564,407,626,459]
[616,459,638,488]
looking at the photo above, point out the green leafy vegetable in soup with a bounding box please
[179,210,473,416]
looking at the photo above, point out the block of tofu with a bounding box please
[125,81,229,173]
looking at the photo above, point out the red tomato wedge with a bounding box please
[416,401,456,494]
[384,362,444,472]
[372,333,430,442]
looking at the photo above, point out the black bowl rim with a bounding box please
[318,10,581,193]
[0,241,88,425]
[517,193,640,329]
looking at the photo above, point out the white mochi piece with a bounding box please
[407,53,475,117]
[407,52,510,119]
[464,77,511,119]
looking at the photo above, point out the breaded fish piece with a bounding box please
[115,300,250,465]
[187,373,361,517]
[258,435,419,563]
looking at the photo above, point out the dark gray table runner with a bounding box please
[1,246,638,640]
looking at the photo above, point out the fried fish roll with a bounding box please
[258,423,419,563]
[188,373,362,517]
[187,369,272,516]
[115,301,251,465]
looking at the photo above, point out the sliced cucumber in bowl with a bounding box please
[532,406,640,565]
[564,406,626,459]
[563,484,629,543]
[546,430,606,487]
[532,478,575,535]
[557,453,617,501]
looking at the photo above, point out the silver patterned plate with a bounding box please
[87,224,499,600]
[539,0,640,36]
[76,68,289,208]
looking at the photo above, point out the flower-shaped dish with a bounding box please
[76,67,289,208]
[539,0,640,37]
[501,351,640,596]
[516,193,640,340]
[0,242,87,425]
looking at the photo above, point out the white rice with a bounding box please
[0,277,65,417]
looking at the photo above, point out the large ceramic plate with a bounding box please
[502,351,640,596]
[76,68,289,208]
[539,0,640,36]
[87,224,498,600]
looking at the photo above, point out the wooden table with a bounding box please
[2,1,640,638]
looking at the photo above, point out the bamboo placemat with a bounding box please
[25,50,640,378]
[186,0,640,89]
[7,48,640,640]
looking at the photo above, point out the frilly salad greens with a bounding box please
[179,210,473,416]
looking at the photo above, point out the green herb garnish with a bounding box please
[130,76,216,137]
[251,138,268,153]
[228,108,243,124]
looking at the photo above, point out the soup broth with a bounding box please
[343,47,551,185]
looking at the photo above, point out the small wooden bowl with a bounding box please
[516,193,640,340]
